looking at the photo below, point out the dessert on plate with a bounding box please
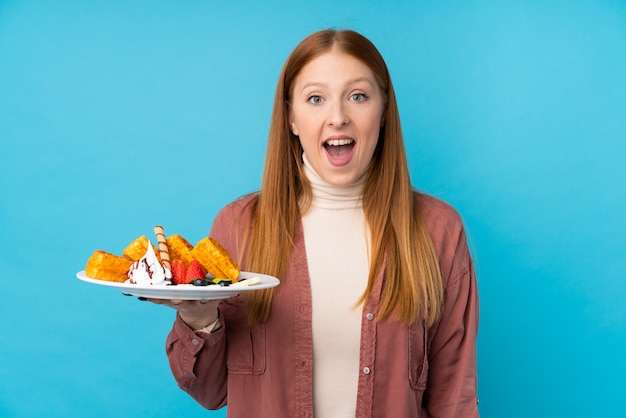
[83,225,252,287]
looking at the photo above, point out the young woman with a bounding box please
[153,29,480,418]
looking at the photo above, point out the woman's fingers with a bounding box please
[136,297,220,329]
[142,298,219,311]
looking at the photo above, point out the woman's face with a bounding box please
[289,49,385,188]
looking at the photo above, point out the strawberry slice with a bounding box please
[185,259,206,282]
[170,260,188,285]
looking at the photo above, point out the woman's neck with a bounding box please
[302,153,365,210]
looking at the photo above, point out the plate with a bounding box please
[76,271,280,300]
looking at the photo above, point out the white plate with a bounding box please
[76,271,279,300]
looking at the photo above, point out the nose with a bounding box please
[327,101,349,127]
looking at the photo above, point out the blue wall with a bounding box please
[1,1,624,417]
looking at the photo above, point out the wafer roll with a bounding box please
[154,225,171,270]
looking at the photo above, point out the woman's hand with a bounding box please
[146,298,221,330]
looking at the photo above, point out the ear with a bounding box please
[380,104,387,127]
[289,112,299,136]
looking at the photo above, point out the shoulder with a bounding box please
[210,193,258,250]
[414,192,464,233]
[213,193,258,225]
[413,192,471,284]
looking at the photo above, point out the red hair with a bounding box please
[243,29,443,325]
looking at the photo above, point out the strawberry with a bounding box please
[185,259,206,282]
[170,260,188,285]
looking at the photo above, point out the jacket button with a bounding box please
[191,338,199,346]
[362,367,371,375]
[366,313,374,320]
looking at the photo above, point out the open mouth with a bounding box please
[324,138,355,159]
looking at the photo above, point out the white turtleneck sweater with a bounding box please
[300,154,370,418]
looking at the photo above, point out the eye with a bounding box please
[350,93,368,102]
[307,95,324,104]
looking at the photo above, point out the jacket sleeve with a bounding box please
[164,196,253,410]
[165,313,228,409]
[424,224,480,418]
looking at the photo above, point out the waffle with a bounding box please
[191,237,240,282]
[85,250,133,283]
[122,235,160,262]
[166,234,195,264]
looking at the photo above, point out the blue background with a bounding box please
[1,1,624,417]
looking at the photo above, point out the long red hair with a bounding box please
[243,29,443,326]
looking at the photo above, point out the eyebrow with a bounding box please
[298,76,375,93]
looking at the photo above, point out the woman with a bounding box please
[155,29,479,417]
